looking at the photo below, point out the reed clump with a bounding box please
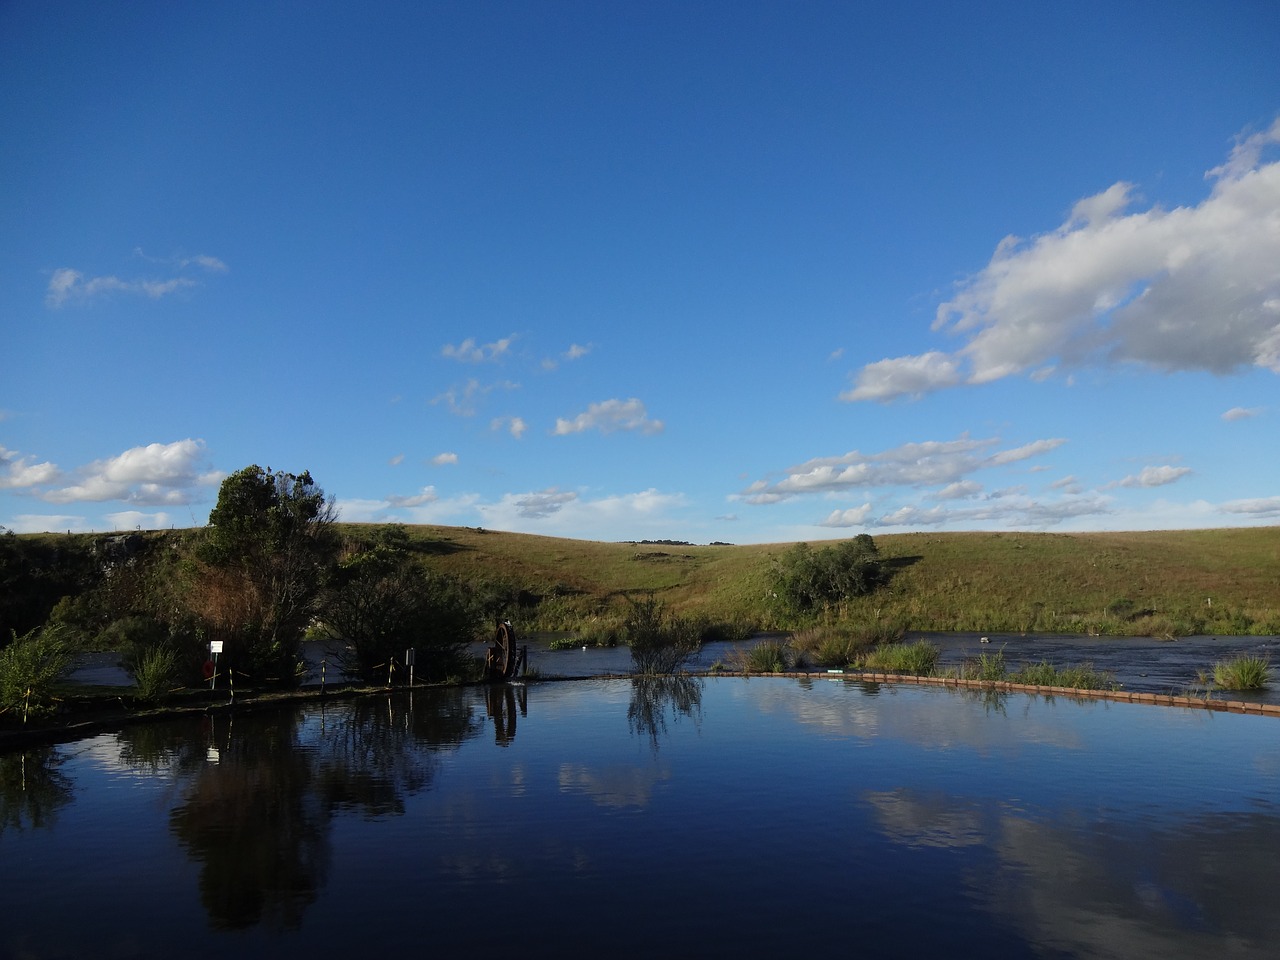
[1210,654,1270,690]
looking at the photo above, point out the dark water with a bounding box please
[528,631,1280,704]
[2,678,1278,959]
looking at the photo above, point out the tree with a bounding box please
[322,525,477,684]
[196,466,337,684]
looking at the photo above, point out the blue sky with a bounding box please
[3,1,1279,544]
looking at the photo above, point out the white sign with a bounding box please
[210,641,224,654]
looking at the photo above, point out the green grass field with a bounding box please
[391,524,1280,637]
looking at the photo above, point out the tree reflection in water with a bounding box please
[147,689,484,931]
[627,675,703,752]
[0,748,74,835]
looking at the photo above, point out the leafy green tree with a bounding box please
[322,525,477,683]
[773,535,888,617]
[196,466,337,685]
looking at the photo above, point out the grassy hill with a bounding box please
[394,524,1280,637]
[9,524,1279,638]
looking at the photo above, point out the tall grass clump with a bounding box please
[1211,655,1270,690]
[132,646,182,701]
[739,638,789,673]
[0,624,76,722]
[790,622,906,668]
[858,639,939,675]
[963,647,1008,681]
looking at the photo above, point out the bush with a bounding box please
[1212,655,1270,690]
[625,596,700,675]
[0,624,76,722]
[772,536,889,617]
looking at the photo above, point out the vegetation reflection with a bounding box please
[0,748,73,834]
[627,675,703,752]
[114,689,487,930]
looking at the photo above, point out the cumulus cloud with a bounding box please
[41,439,220,505]
[1222,406,1263,421]
[819,503,873,527]
[845,119,1280,401]
[431,452,458,465]
[933,480,983,500]
[46,252,225,308]
[1113,465,1192,488]
[441,335,515,363]
[1,445,60,489]
[554,398,664,436]
[738,435,1065,505]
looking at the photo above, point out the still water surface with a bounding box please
[2,678,1277,959]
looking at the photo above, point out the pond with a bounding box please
[2,677,1278,959]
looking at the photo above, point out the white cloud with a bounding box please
[433,378,517,416]
[1113,465,1192,489]
[0,445,59,489]
[441,335,515,363]
[1220,496,1280,518]
[477,486,686,533]
[1221,406,1263,421]
[873,492,1114,531]
[6,514,89,534]
[490,416,527,439]
[933,481,983,500]
[846,119,1280,401]
[104,510,173,530]
[46,251,225,308]
[431,452,458,465]
[510,488,579,519]
[738,435,1064,505]
[841,351,963,402]
[389,453,405,466]
[42,439,220,505]
[565,343,591,360]
[553,398,664,436]
[386,486,439,508]
[819,503,873,527]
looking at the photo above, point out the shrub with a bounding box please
[0,624,76,722]
[1212,655,1270,690]
[625,596,701,675]
[772,535,889,617]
